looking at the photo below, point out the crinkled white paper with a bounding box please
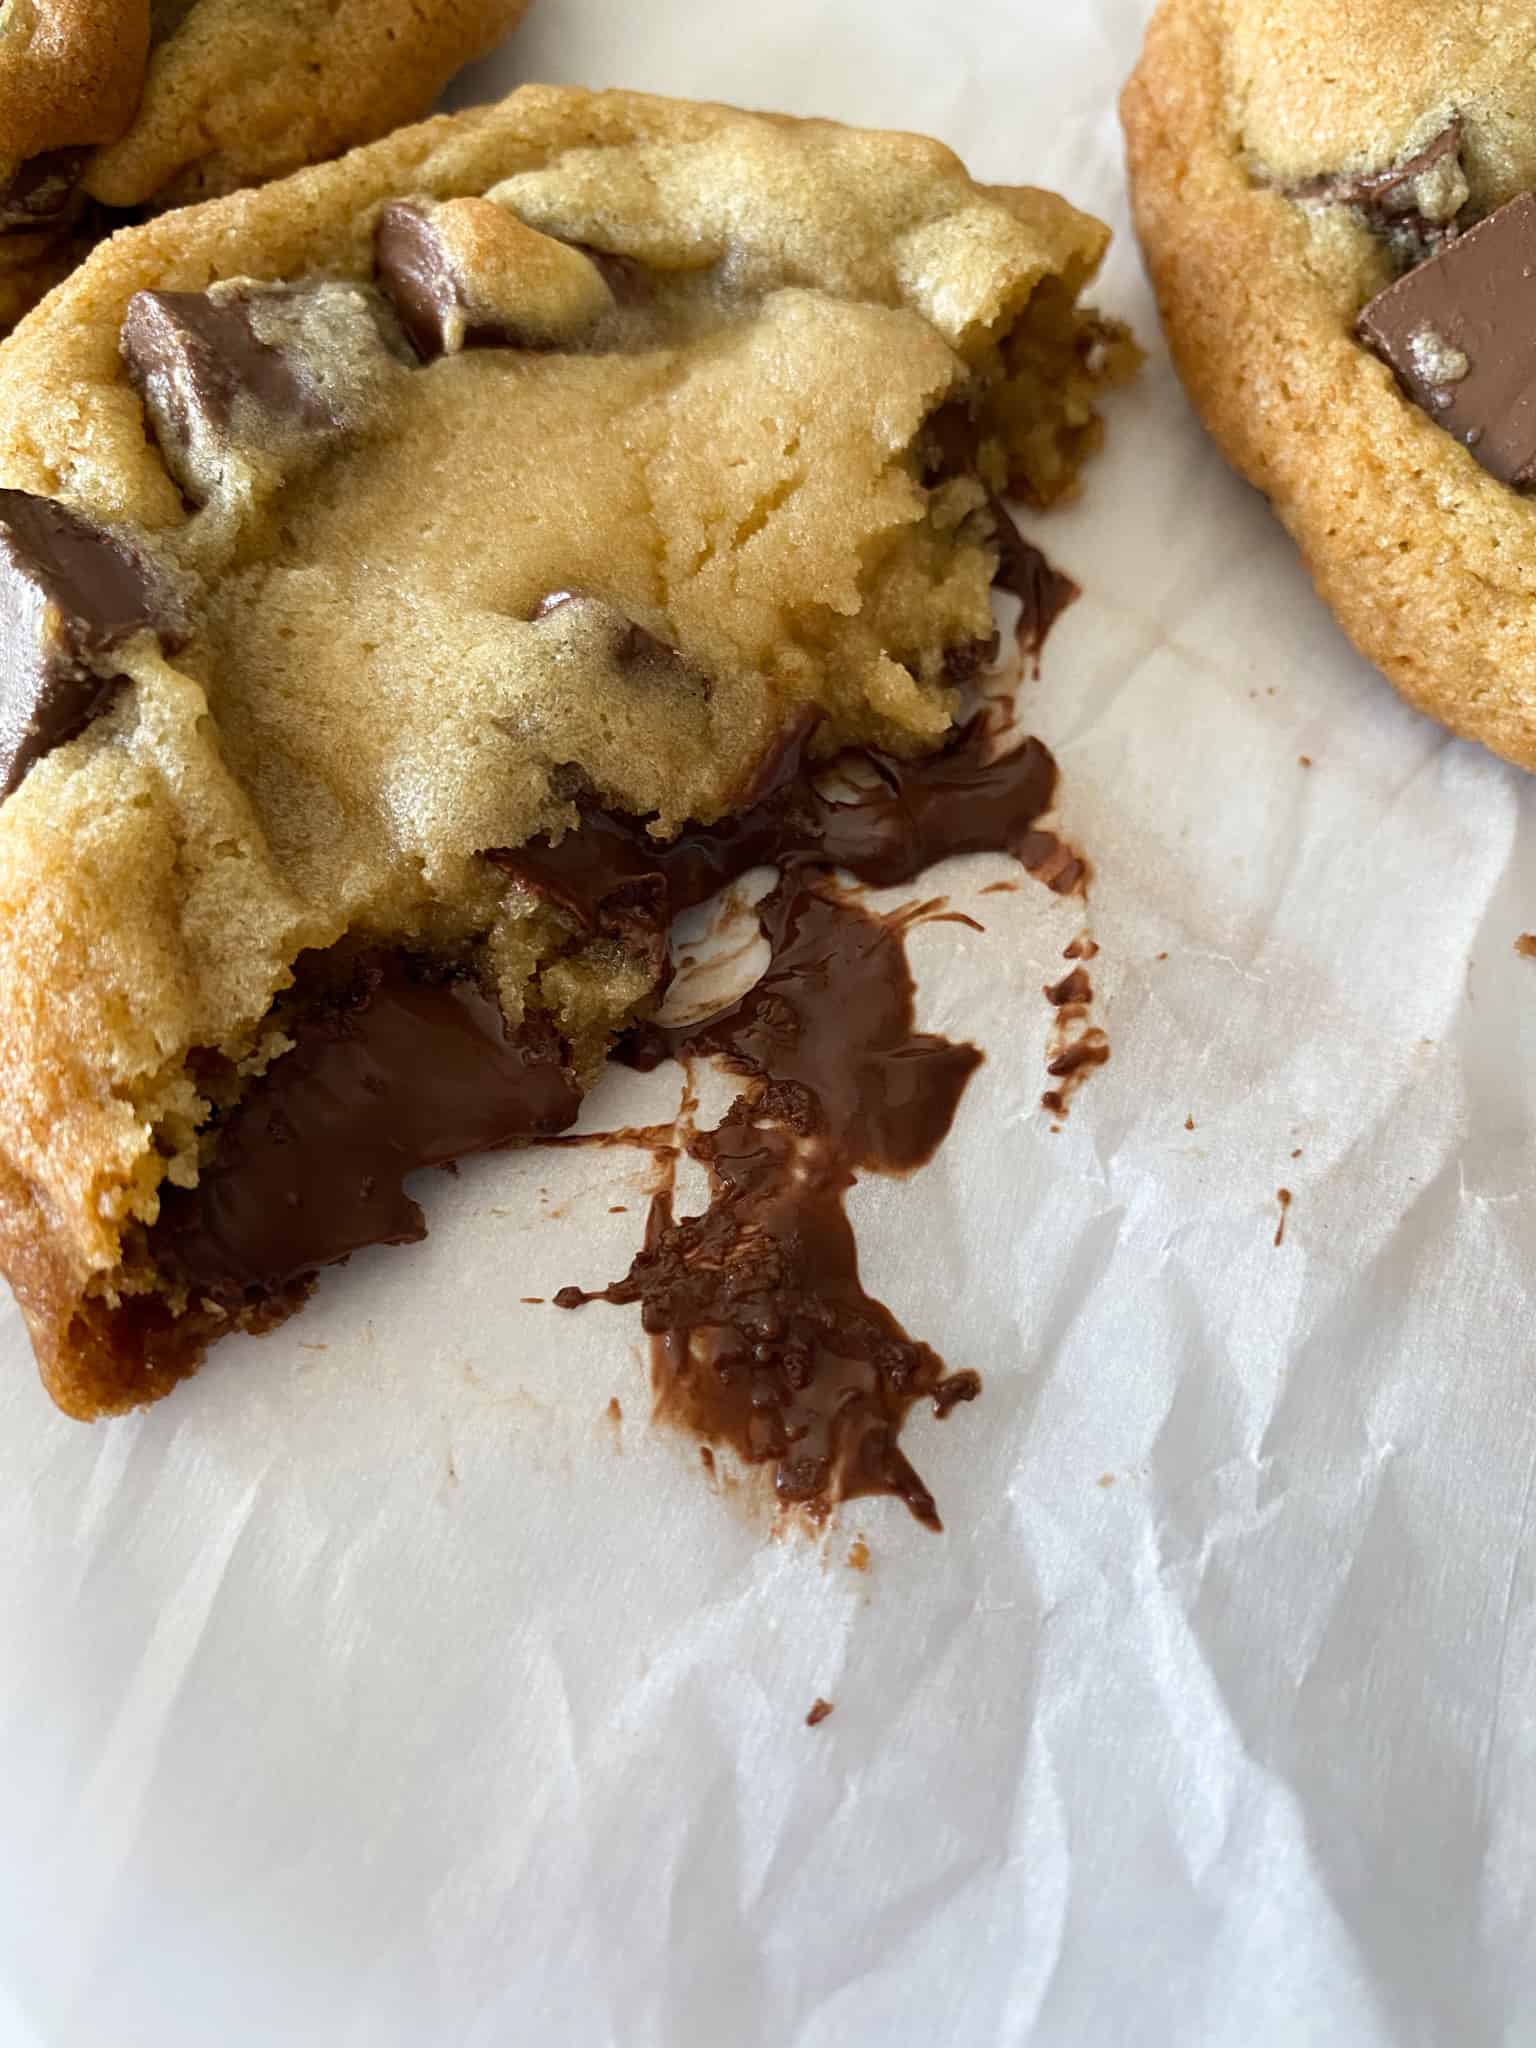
[4,4,1534,2042]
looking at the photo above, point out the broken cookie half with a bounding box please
[0,85,1132,1425]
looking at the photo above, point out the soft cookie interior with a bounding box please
[0,88,1133,1417]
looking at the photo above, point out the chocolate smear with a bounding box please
[1357,191,1536,489]
[154,953,581,1305]
[1287,119,1469,264]
[547,708,1081,1531]
[0,487,186,798]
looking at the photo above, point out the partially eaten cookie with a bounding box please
[0,85,1130,1420]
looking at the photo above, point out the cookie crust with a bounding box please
[1123,0,1536,774]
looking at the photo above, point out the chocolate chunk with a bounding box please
[153,953,582,1304]
[120,284,362,503]
[0,149,89,234]
[0,488,186,798]
[374,203,471,362]
[1357,192,1536,488]
[374,200,616,364]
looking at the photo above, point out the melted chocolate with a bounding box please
[989,497,1080,666]
[493,712,1071,952]
[549,710,1079,1531]
[154,954,581,1303]
[557,882,983,1529]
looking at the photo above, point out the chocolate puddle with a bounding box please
[544,714,1082,1531]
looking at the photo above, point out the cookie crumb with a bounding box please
[1297,754,1312,767]
[806,1698,835,1727]
[1516,934,1536,958]
[1097,1472,1115,1489]
[1184,1114,1195,1131]
[1274,1187,1292,1247]
[847,1537,870,1571]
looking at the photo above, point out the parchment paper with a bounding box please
[4,3,1533,2042]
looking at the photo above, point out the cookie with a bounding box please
[0,85,1132,1419]
[1123,0,1536,773]
[0,0,531,331]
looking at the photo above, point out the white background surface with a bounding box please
[5,2,1535,2042]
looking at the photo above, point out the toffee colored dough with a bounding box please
[0,0,531,332]
[0,85,1130,1419]
[1123,0,1536,773]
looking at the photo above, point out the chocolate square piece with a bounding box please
[1357,191,1536,488]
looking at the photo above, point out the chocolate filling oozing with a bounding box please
[153,954,582,1306]
[0,486,187,798]
[561,885,983,1532]
[1356,191,1536,490]
[524,710,1083,1531]
[492,712,1067,929]
[989,496,1080,667]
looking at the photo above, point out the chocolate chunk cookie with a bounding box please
[1123,0,1536,772]
[0,86,1132,1419]
[0,0,531,332]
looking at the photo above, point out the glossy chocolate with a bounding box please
[0,487,185,798]
[155,954,581,1303]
